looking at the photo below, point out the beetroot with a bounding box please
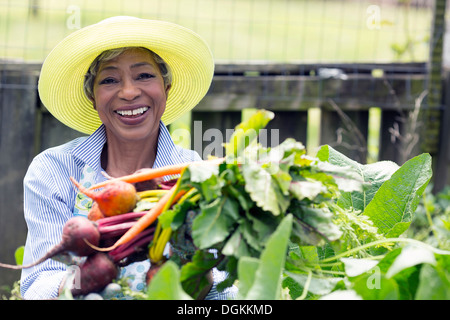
[0,216,100,269]
[71,253,118,296]
[70,177,138,217]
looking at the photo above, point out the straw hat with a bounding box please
[38,16,214,134]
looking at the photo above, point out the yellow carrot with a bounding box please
[150,227,172,263]
[140,197,160,203]
[137,189,169,199]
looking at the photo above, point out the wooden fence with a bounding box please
[0,61,449,290]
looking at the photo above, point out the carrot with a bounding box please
[91,185,187,252]
[87,164,187,191]
[87,157,224,191]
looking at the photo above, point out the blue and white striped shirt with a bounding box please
[20,121,236,300]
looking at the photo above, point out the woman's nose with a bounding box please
[118,78,140,100]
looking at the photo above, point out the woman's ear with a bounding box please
[165,84,171,99]
[90,96,97,110]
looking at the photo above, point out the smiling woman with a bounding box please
[20,16,236,300]
[90,48,170,175]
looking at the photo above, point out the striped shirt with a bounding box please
[20,121,236,300]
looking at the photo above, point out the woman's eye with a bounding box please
[137,73,155,80]
[99,77,117,85]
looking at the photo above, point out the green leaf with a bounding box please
[341,257,379,277]
[222,229,251,258]
[14,246,25,266]
[180,250,217,298]
[289,180,328,201]
[225,109,274,158]
[242,160,283,216]
[242,214,293,300]
[364,153,432,237]
[188,161,219,183]
[284,271,343,296]
[317,145,399,210]
[146,261,193,300]
[189,165,222,203]
[352,274,399,300]
[386,245,437,278]
[415,260,450,299]
[290,204,342,245]
[192,196,239,249]
[236,256,260,299]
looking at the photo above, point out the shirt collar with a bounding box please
[71,124,106,171]
[153,120,185,168]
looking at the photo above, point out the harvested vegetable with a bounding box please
[92,184,186,252]
[70,177,138,217]
[86,158,224,191]
[71,253,118,296]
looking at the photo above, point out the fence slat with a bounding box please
[320,108,369,164]
[197,74,427,113]
[0,68,38,289]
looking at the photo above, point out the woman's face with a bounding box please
[92,48,170,142]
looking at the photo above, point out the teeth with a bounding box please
[116,107,149,116]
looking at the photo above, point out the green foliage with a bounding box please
[408,185,450,249]
[363,154,432,237]
[146,261,193,300]
[238,215,292,300]
[40,109,445,301]
[157,111,449,300]
[14,246,24,266]
[8,109,447,300]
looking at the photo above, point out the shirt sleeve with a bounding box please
[20,154,75,300]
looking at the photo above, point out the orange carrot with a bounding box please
[88,164,187,191]
[87,157,224,191]
[92,185,187,252]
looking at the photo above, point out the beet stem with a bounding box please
[109,231,155,263]
[110,227,155,255]
[98,221,137,238]
[96,212,147,227]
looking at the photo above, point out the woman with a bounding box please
[20,16,235,300]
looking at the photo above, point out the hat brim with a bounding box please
[38,17,214,135]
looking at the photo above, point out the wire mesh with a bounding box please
[0,0,435,63]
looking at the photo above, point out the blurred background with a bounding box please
[1,0,449,295]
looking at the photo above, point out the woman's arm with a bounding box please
[20,154,76,299]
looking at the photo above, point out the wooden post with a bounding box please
[433,71,450,193]
[0,66,39,290]
[423,0,446,155]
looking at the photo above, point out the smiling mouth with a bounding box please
[115,106,149,117]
